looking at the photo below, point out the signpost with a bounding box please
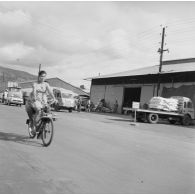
[132,101,140,124]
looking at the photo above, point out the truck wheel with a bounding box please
[68,108,72,113]
[147,113,159,124]
[181,114,191,126]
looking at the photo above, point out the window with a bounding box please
[56,92,61,98]
[62,93,72,98]
[53,89,61,98]
[187,101,193,108]
[9,88,21,92]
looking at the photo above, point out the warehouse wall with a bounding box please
[104,85,123,113]
[90,85,106,105]
[91,85,124,113]
[140,85,154,105]
[91,80,195,114]
[162,82,195,88]
[91,84,158,111]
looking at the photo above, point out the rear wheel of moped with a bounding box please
[41,119,54,147]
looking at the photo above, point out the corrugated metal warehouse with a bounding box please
[90,58,195,114]
[19,77,89,96]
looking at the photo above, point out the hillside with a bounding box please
[0,66,37,82]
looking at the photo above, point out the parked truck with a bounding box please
[127,96,194,126]
[5,86,23,106]
[0,81,23,106]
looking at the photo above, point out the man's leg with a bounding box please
[33,101,43,129]
[25,103,35,133]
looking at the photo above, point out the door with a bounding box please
[123,87,141,108]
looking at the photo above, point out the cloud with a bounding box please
[0,1,195,89]
[102,29,131,58]
[0,9,31,27]
[0,42,34,61]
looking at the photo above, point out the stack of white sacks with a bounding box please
[149,97,179,112]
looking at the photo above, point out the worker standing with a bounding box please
[2,89,8,104]
[77,97,81,112]
[113,99,118,113]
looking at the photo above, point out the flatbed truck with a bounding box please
[124,97,195,126]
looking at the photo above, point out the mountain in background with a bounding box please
[0,66,90,93]
[0,66,37,82]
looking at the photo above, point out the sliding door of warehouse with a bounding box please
[123,87,141,108]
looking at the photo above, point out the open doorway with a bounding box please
[123,87,141,107]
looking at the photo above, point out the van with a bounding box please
[51,87,77,112]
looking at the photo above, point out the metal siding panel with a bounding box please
[104,85,123,113]
[90,85,106,105]
[140,86,154,105]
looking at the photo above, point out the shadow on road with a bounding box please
[108,118,195,129]
[0,131,42,147]
[107,118,132,122]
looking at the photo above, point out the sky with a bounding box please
[0,1,195,90]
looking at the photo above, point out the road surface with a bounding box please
[0,103,194,193]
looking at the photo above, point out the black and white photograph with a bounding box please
[0,1,194,194]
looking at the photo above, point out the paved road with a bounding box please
[0,103,194,193]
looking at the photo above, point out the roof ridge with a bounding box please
[163,58,195,65]
[88,65,157,80]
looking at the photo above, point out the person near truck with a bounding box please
[113,99,118,113]
[2,89,8,104]
[25,70,56,134]
[86,99,91,112]
[77,97,81,112]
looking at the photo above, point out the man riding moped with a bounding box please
[25,70,56,135]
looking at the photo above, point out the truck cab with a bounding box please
[171,96,195,119]
[5,87,23,106]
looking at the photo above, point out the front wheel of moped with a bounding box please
[41,119,54,147]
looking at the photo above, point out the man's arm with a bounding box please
[46,83,55,100]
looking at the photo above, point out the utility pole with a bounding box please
[38,64,41,81]
[3,72,5,82]
[156,27,169,96]
[38,64,41,75]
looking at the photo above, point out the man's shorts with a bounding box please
[25,100,43,114]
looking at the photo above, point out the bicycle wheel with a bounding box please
[41,119,54,147]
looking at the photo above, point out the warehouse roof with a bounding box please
[19,77,89,96]
[90,58,195,80]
